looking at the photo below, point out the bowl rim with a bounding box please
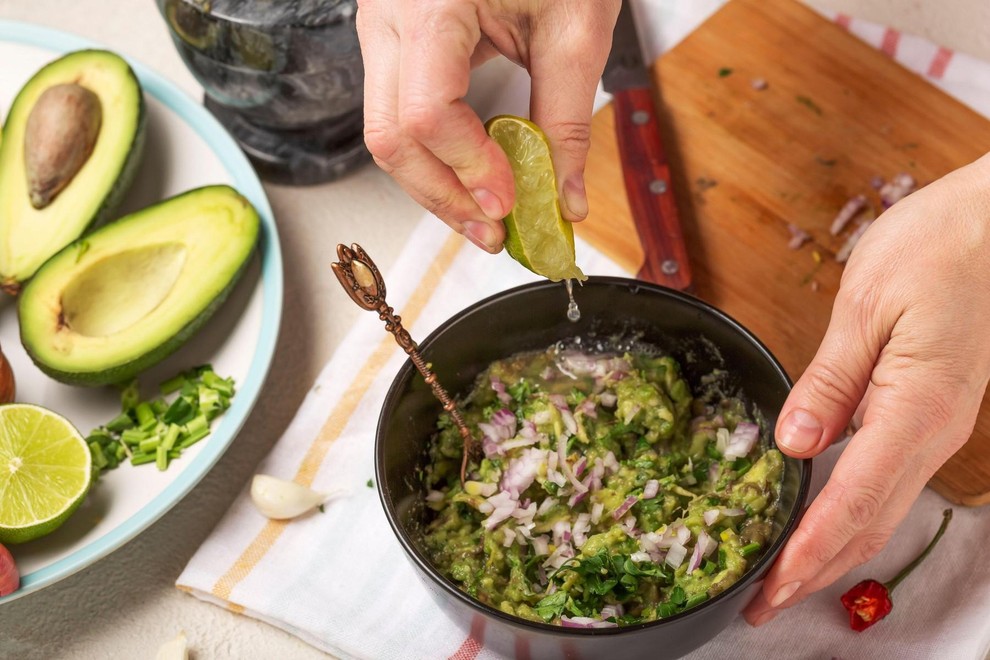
[375,276,813,636]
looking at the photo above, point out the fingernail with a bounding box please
[778,409,822,454]
[769,581,802,608]
[562,176,588,220]
[752,609,779,627]
[471,188,505,221]
[463,221,497,251]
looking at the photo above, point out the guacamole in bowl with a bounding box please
[376,277,810,660]
[422,346,783,628]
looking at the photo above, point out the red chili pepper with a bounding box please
[839,509,952,632]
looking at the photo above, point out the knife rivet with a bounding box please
[631,110,650,125]
[661,259,679,275]
[649,179,668,194]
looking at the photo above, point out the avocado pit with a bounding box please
[24,83,103,209]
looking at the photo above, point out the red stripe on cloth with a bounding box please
[835,13,851,30]
[880,28,901,57]
[928,46,954,79]
[449,617,486,660]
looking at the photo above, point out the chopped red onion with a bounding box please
[698,530,717,559]
[723,422,760,460]
[540,366,556,380]
[620,515,640,538]
[665,542,687,569]
[577,398,597,418]
[501,447,545,498]
[829,193,868,236]
[426,489,445,503]
[561,616,618,629]
[532,535,550,556]
[560,408,578,437]
[722,508,746,517]
[491,408,517,436]
[612,495,639,520]
[574,456,588,478]
[751,77,768,90]
[552,519,572,546]
[502,526,517,547]
[490,375,512,405]
[675,524,691,545]
[687,539,705,573]
[603,451,619,474]
[591,501,604,524]
[567,490,588,508]
[600,604,624,621]
[500,436,540,451]
[879,172,916,208]
[787,223,812,250]
[715,428,730,455]
[703,508,720,527]
[630,551,652,563]
[836,218,872,263]
[870,175,885,190]
[511,501,537,526]
[643,479,660,499]
[555,351,600,378]
[557,434,588,494]
[707,462,720,484]
[573,513,591,548]
[599,392,617,407]
[544,542,575,569]
[483,503,517,530]
[549,394,568,409]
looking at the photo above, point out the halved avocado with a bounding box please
[0,50,146,294]
[18,185,260,386]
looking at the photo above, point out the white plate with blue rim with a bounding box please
[0,20,283,603]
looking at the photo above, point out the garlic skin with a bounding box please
[250,474,329,520]
[155,631,188,660]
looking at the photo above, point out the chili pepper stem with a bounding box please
[884,508,952,593]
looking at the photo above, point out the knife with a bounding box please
[602,0,693,291]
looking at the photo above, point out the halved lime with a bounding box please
[0,404,91,544]
[485,115,587,282]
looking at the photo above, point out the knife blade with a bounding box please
[602,1,693,291]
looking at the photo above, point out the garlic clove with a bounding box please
[155,631,188,660]
[250,474,330,520]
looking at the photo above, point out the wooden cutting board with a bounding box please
[576,0,990,505]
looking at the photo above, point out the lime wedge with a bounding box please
[485,115,587,282]
[0,404,91,544]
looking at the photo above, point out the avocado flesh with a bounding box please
[0,49,145,294]
[19,185,260,385]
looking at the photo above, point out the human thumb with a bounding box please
[776,301,882,457]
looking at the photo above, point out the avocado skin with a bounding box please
[18,185,261,386]
[0,49,146,294]
[82,51,147,234]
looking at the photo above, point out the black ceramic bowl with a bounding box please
[376,277,811,659]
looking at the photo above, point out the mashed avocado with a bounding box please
[422,347,783,627]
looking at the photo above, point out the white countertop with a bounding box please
[0,1,985,658]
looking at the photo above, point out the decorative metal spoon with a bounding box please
[331,243,476,485]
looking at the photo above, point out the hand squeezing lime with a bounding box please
[485,115,587,282]
[0,404,91,544]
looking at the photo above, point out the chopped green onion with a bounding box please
[139,437,161,453]
[135,402,155,427]
[184,414,209,436]
[130,452,156,466]
[202,371,234,397]
[89,441,108,469]
[159,373,187,395]
[106,412,135,433]
[178,426,210,449]
[121,428,149,446]
[740,542,762,557]
[163,396,194,425]
[156,445,168,471]
[161,424,181,451]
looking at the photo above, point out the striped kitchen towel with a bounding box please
[177,5,990,660]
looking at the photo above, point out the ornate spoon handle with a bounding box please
[331,243,475,485]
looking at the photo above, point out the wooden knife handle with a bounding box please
[611,87,692,291]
